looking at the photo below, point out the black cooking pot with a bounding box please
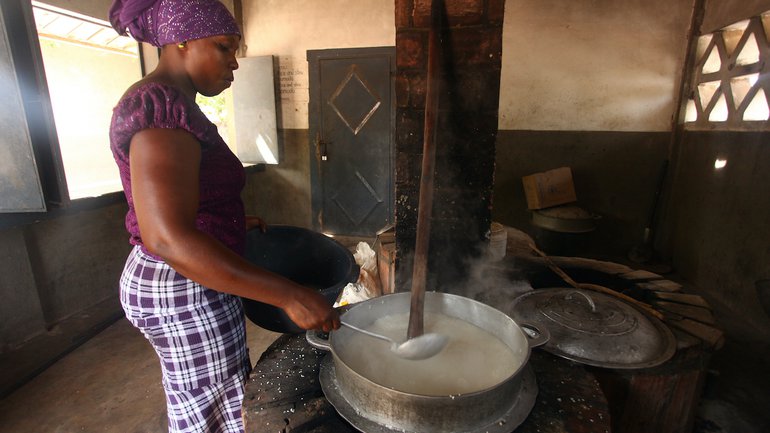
[241,225,359,333]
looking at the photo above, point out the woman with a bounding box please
[108,0,339,431]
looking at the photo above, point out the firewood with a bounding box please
[664,317,725,350]
[651,292,711,309]
[651,300,716,325]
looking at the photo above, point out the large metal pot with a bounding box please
[307,292,548,433]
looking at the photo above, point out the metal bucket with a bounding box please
[307,292,547,432]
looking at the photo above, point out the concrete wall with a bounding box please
[241,130,313,227]
[492,0,692,257]
[0,228,46,350]
[662,131,770,335]
[0,203,132,395]
[238,0,395,227]
[241,0,395,129]
[656,0,770,337]
[493,131,671,257]
[498,0,691,132]
[702,0,770,33]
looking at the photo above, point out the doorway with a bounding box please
[307,47,395,236]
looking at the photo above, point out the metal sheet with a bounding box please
[0,10,45,213]
[232,55,278,164]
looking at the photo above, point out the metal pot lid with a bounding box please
[509,287,676,369]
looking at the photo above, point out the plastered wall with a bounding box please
[702,0,770,33]
[661,0,770,337]
[493,0,693,259]
[240,0,395,129]
[499,0,692,132]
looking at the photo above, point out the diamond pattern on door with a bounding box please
[328,66,382,135]
[331,171,383,225]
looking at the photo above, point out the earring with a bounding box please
[178,42,186,48]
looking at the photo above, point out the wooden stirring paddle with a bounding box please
[407,0,443,340]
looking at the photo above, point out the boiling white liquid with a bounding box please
[336,312,524,396]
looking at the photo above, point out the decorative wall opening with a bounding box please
[685,13,770,129]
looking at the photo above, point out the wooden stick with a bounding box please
[408,0,442,339]
[529,244,664,320]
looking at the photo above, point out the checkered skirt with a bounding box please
[120,246,250,433]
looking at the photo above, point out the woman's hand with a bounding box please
[245,216,267,232]
[283,288,340,332]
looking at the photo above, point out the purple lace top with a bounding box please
[110,82,246,257]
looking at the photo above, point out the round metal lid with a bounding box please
[510,288,676,369]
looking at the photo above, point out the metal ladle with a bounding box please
[341,321,448,360]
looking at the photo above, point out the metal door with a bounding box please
[308,47,395,236]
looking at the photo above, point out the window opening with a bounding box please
[762,12,770,42]
[197,90,233,147]
[735,32,760,66]
[685,12,770,130]
[730,73,758,108]
[721,20,749,57]
[701,44,721,74]
[684,99,698,122]
[697,80,720,109]
[743,88,769,121]
[696,34,713,61]
[709,94,729,122]
[33,1,141,199]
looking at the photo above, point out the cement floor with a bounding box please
[0,318,281,433]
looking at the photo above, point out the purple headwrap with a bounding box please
[109,0,240,47]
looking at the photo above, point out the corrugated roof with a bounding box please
[32,1,138,56]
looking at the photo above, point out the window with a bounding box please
[0,0,271,214]
[685,13,770,129]
[33,1,142,199]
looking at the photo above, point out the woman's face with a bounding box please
[184,34,240,97]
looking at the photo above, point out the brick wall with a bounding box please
[394,0,504,289]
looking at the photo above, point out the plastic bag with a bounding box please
[334,242,383,307]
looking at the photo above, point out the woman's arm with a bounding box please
[129,128,339,331]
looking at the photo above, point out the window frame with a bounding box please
[1,0,254,225]
[685,13,770,130]
[0,0,146,222]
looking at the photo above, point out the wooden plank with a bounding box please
[651,292,711,309]
[636,280,683,293]
[621,270,664,281]
[548,256,635,275]
[616,368,706,433]
[664,317,725,350]
[652,301,716,325]
[670,327,703,350]
[376,243,396,294]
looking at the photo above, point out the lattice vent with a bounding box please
[685,14,770,129]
